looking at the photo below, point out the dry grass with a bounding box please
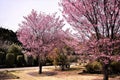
[8,66,120,80]
[0,71,19,80]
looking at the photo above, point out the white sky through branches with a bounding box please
[0,0,69,32]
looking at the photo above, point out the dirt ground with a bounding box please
[9,66,120,80]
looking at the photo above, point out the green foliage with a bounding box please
[85,61,120,74]
[0,52,5,65]
[0,27,20,44]
[24,55,34,66]
[51,47,76,71]
[8,44,23,64]
[8,44,22,55]
[110,61,120,74]
[33,56,38,66]
[54,52,70,70]
[85,61,102,73]
[17,55,24,67]
[6,53,15,67]
[45,57,53,66]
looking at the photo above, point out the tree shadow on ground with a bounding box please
[27,71,57,77]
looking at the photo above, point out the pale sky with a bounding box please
[0,0,63,32]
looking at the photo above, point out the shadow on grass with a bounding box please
[53,66,84,72]
[27,71,57,77]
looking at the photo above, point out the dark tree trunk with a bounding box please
[102,64,109,80]
[39,64,42,74]
[38,58,43,74]
[61,65,65,71]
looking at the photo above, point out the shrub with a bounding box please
[6,53,15,67]
[54,53,70,71]
[110,61,120,74]
[8,44,23,64]
[33,56,38,66]
[45,57,53,66]
[8,44,22,55]
[17,55,24,67]
[85,61,102,73]
[24,55,34,66]
[0,52,5,65]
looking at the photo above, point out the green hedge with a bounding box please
[6,53,15,67]
[24,55,34,66]
[85,61,120,74]
[85,61,102,73]
[17,55,24,67]
[0,52,5,65]
[110,61,120,74]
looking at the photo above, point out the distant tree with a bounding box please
[60,0,120,80]
[49,45,76,71]
[0,27,21,51]
[17,10,66,74]
[0,27,20,44]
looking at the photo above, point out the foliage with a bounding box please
[85,61,102,74]
[85,61,120,74]
[8,44,22,55]
[56,52,70,70]
[60,0,120,80]
[50,47,76,71]
[24,55,34,66]
[45,57,53,66]
[8,44,23,65]
[6,53,15,67]
[110,61,120,74]
[0,27,20,45]
[17,55,25,67]
[33,56,39,66]
[17,10,66,74]
[0,51,5,65]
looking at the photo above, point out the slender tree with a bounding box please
[17,10,65,74]
[60,0,120,80]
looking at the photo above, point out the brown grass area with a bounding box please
[0,71,19,80]
[9,66,120,80]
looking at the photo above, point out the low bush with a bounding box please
[110,61,120,74]
[85,61,102,73]
[33,56,38,66]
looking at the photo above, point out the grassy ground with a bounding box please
[1,66,120,80]
[0,71,19,80]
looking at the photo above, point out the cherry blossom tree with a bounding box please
[17,10,65,74]
[60,0,120,80]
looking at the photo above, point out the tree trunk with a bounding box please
[38,58,42,74]
[61,65,65,71]
[39,64,42,74]
[102,64,109,80]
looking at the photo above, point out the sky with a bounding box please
[0,0,64,32]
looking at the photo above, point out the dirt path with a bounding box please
[9,67,120,80]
